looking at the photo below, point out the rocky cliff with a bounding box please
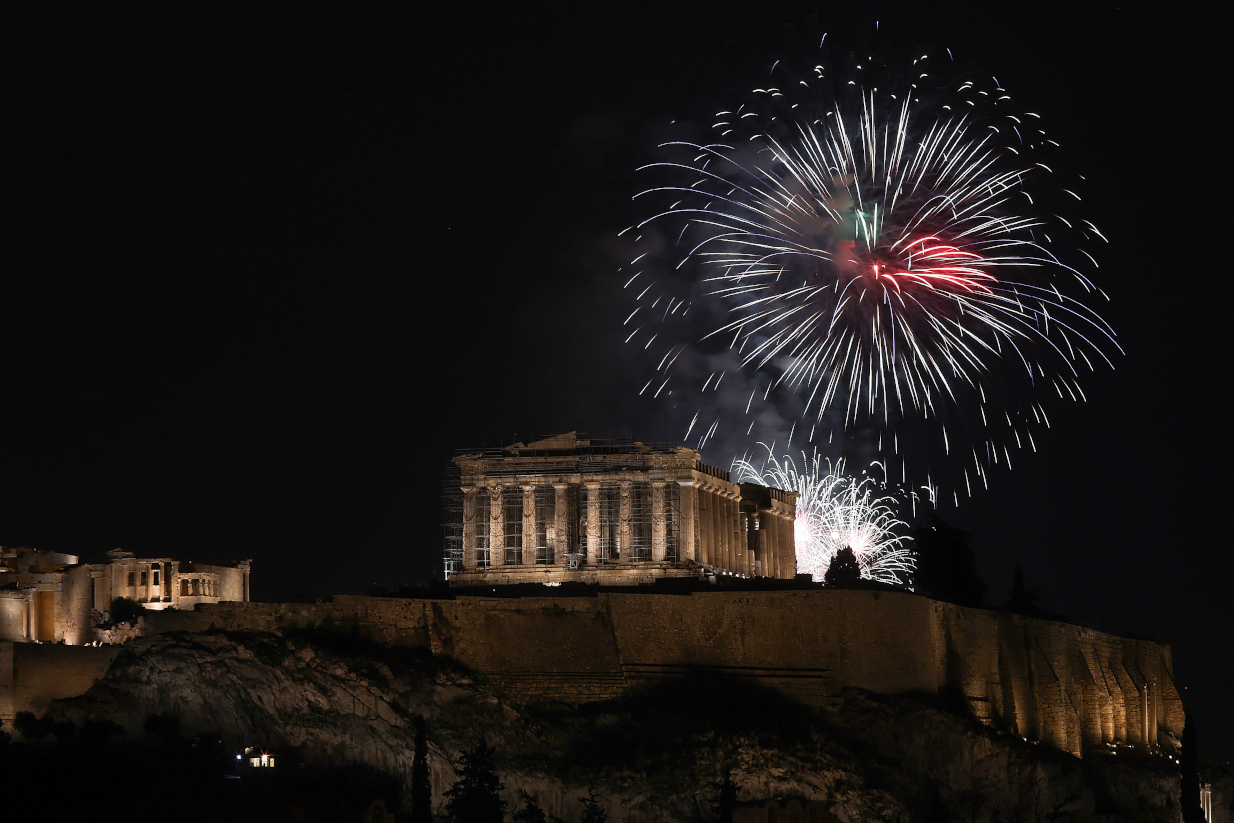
[140,590,1186,760]
[42,630,1226,822]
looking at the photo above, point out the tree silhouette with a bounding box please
[823,547,862,587]
[443,739,505,823]
[1006,564,1044,615]
[13,712,50,740]
[1181,710,1205,823]
[910,516,986,605]
[108,596,145,625]
[513,790,548,823]
[411,716,433,822]
[716,771,738,823]
[579,788,607,823]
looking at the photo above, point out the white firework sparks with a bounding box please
[626,43,1118,494]
[733,446,915,585]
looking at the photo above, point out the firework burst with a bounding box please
[732,447,915,585]
[624,43,1118,495]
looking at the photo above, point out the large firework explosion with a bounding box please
[732,447,914,585]
[623,41,1118,498]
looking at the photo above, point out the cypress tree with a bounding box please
[411,716,433,822]
[513,790,548,823]
[1006,564,1043,615]
[579,788,607,823]
[1181,710,1205,823]
[716,771,738,823]
[443,739,505,823]
[910,516,986,605]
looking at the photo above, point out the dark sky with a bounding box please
[7,5,1229,763]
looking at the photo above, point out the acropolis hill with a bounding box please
[136,587,1180,760]
[0,433,1220,820]
[12,586,1216,822]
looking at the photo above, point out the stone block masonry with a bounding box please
[1,642,121,724]
[142,589,1183,759]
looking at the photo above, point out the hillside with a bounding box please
[18,629,1223,821]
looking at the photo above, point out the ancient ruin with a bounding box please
[443,433,798,586]
[0,545,251,645]
[130,589,1185,760]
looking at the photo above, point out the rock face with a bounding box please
[45,630,1220,822]
[143,590,1186,761]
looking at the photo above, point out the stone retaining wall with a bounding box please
[0,642,121,724]
[139,589,1182,758]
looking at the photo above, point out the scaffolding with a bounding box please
[447,479,681,572]
[442,461,463,577]
[442,433,786,582]
[444,436,685,575]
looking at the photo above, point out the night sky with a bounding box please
[7,5,1229,763]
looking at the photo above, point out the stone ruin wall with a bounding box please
[1,642,121,724]
[56,565,97,647]
[141,589,1183,758]
[197,563,248,604]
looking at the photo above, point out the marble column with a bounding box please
[731,496,746,575]
[462,487,478,569]
[584,482,601,564]
[522,484,536,565]
[720,488,730,572]
[697,484,710,567]
[768,512,781,578]
[618,481,633,562]
[651,482,667,562]
[489,484,504,566]
[553,484,569,565]
[695,484,707,566]
[677,480,696,563]
[705,485,715,567]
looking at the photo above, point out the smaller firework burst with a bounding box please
[733,447,915,585]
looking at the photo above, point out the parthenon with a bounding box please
[443,433,797,586]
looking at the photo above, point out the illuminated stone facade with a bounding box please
[0,546,251,645]
[139,590,1187,760]
[444,433,797,586]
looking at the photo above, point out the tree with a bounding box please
[443,739,505,823]
[144,712,182,741]
[411,717,433,822]
[910,516,986,605]
[513,790,547,823]
[12,712,77,743]
[715,771,738,823]
[823,547,862,587]
[1006,564,1044,615]
[109,596,145,625]
[579,788,607,823]
[1181,710,1205,823]
[13,711,50,740]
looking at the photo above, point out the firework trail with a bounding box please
[624,42,1118,496]
[733,446,915,585]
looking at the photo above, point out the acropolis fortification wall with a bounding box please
[142,589,1183,758]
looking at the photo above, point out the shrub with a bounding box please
[109,597,146,625]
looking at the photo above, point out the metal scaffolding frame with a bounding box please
[443,435,793,581]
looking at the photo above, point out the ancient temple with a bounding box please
[443,433,797,586]
[1,546,251,645]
